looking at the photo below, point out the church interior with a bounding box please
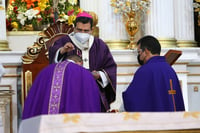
[0,0,200,133]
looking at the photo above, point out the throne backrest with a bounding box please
[21,21,74,106]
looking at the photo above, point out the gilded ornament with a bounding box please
[110,0,150,49]
[193,0,200,26]
[124,10,139,49]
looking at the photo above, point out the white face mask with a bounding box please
[74,32,90,44]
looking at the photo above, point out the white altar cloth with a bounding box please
[19,112,200,133]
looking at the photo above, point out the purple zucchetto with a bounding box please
[76,11,93,19]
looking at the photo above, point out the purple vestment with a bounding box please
[22,60,101,120]
[123,56,185,112]
[49,35,116,111]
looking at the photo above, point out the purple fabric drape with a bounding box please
[22,61,101,120]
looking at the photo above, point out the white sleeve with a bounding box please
[97,71,109,88]
[54,48,64,63]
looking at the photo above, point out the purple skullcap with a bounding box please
[76,11,93,19]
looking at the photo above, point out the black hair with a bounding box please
[74,17,93,29]
[137,35,161,55]
[67,55,82,63]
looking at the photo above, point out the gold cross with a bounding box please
[168,79,176,111]
[168,79,176,95]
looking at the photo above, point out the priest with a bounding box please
[48,11,116,112]
[22,59,101,120]
[123,35,185,112]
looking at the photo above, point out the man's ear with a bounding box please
[144,48,150,55]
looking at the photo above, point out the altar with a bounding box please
[19,112,200,133]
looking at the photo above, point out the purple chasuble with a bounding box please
[48,61,68,114]
[123,56,185,112]
[22,60,101,120]
[49,35,117,111]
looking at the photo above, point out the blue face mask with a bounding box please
[74,32,90,44]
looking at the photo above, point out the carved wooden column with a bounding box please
[0,0,10,51]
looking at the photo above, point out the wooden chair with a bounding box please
[21,21,74,106]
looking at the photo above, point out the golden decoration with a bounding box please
[0,40,10,51]
[106,40,130,49]
[183,112,200,119]
[63,114,80,123]
[110,0,150,49]
[88,11,99,37]
[21,41,44,64]
[123,112,141,121]
[194,0,200,26]
[25,70,32,97]
[123,10,139,49]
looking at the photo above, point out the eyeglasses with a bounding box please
[75,28,91,33]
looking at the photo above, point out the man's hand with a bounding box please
[60,42,75,54]
[92,70,100,80]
